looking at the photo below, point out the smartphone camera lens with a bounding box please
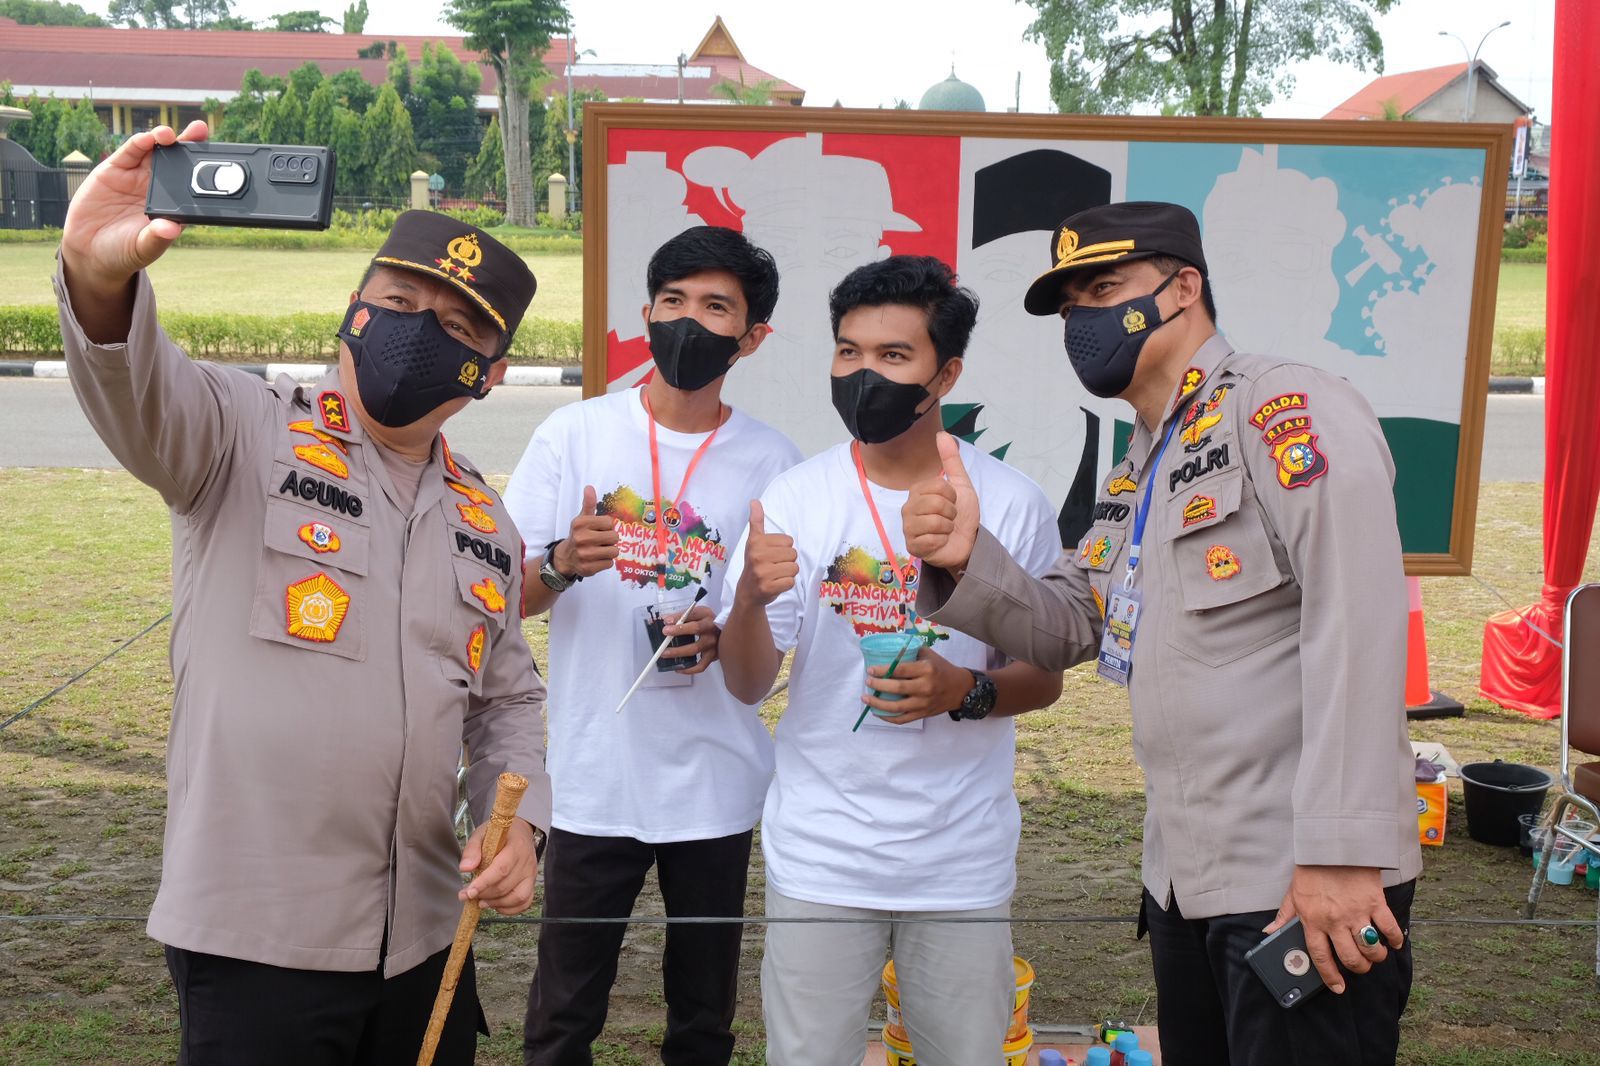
[288,157,301,172]
[271,155,286,171]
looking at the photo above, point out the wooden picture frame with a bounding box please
[583,103,1513,576]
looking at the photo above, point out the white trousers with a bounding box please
[761,886,1013,1066]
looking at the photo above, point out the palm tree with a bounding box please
[710,71,777,106]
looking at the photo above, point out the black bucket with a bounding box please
[1459,760,1552,846]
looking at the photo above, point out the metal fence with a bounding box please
[0,167,70,230]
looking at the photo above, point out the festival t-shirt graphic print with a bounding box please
[599,484,728,591]
[818,545,944,644]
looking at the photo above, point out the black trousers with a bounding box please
[523,827,754,1066]
[164,942,486,1066]
[1141,880,1415,1066]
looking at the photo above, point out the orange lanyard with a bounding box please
[643,390,725,590]
[851,440,913,597]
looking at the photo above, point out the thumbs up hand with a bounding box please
[554,484,620,578]
[736,500,799,608]
[903,433,980,572]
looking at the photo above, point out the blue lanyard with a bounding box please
[1125,415,1180,589]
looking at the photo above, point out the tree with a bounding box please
[270,8,333,31]
[109,0,239,29]
[386,44,412,102]
[535,89,603,205]
[304,81,337,144]
[1022,0,1396,117]
[446,0,569,227]
[330,104,366,194]
[361,83,417,199]
[341,0,367,33]
[406,42,483,193]
[259,83,306,143]
[0,84,69,164]
[215,68,285,142]
[56,96,108,161]
[465,113,506,200]
[287,61,324,100]
[327,68,378,113]
[710,72,777,105]
[0,0,107,26]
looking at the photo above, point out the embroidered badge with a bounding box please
[1182,367,1205,395]
[1088,535,1113,568]
[1091,585,1106,619]
[349,306,371,337]
[457,503,497,534]
[1106,473,1138,496]
[298,521,340,554]
[1182,495,1217,528]
[1249,392,1308,430]
[1205,545,1241,581]
[1262,416,1311,446]
[470,576,506,614]
[288,419,349,454]
[285,572,350,642]
[458,360,482,390]
[440,436,462,479]
[1179,382,1234,453]
[1056,227,1078,265]
[295,442,350,480]
[446,480,494,507]
[466,624,486,672]
[318,390,351,433]
[438,233,484,283]
[1270,429,1329,490]
[1123,307,1148,334]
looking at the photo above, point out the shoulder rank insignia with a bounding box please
[288,419,349,454]
[285,572,350,642]
[1205,545,1241,581]
[470,576,506,614]
[1269,428,1329,489]
[298,521,341,554]
[295,442,350,480]
[447,480,495,508]
[466,624,486,673]
[457,503,497,534]
[1107,473,1138,496]
[318,390,351,434]
[1181,366,1205,396]
[1182,495,1217,528]
[440,435,462,479]
[1250,392,1308,430]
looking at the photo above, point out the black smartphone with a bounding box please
[1244,917,1326,1008]
[146,141,336,230]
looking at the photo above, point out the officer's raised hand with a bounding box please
[735,500,797,607]
[552,485,620,578]
[61,122,209,303]
[903,432,979,572]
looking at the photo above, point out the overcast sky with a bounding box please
[79,0,1556,122]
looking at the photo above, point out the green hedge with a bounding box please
[0,225,583,255]
[1500,245,1547,264]
[0,304,582,364]
[1491,325,1546,378]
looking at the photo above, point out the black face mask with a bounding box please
[648,316,744,391]
[1062,271,1181,399]
[337,301,497,428]
[830,367,941,444]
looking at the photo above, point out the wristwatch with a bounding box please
[538,539,581,592]
[949,670,997,721]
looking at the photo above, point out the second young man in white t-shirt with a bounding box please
[503,227,801,1065]
[718,256,1065,1066]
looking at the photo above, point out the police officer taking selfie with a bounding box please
[56,120,551,1065]
[905,201,1422,1065]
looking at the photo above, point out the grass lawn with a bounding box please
[2,469,1598,1063]
[0,244,585,324]
[1493,262,1547,333]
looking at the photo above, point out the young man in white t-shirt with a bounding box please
[503,226,801,1065]
[718,256,1065,1066]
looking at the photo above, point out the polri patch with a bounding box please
[1206,545,1241,581]
[1249,392,1307,430]
[295,442,349,480]
[298,521,340,554]
[285,572,350,642]
[471,576,507,614]
[318,390,351,434]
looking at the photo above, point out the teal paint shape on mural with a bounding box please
[1380,417,1460,555]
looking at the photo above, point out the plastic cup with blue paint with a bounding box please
[859,631,919,717]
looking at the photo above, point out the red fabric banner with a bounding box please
[1480,0,1600,717]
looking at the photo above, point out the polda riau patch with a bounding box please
[285,572,350,642]
[1269,429,1329,490]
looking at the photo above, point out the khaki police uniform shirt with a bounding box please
[56,264,553,976]
[920,334,1423,919]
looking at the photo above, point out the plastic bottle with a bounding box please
[1127,1052,1154,1066]
[1110,1031,1140,1066]
[1086,1048,1112,1066]
[1040,1052,1068,1066]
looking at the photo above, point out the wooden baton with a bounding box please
[417,771,529,1066]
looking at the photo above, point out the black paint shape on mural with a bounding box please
[971,149,1114,250]
[1060,408,1100,549]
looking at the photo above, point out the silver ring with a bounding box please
[1359,924,1380,947]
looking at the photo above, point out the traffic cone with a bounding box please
[1404,576,1464,720]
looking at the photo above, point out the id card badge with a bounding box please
[633,599,695,690]
[1096,585,1142,687]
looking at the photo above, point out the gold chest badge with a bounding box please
[285,572,351,642]
[295,442,350,480]
[457,503,497,534]
[470,576,507,614]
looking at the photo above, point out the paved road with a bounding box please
[0,378,1546,482]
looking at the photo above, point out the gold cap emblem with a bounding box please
[1055,227,1079,266]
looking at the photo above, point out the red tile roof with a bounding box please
[0,17,802,104]
[1324,62,1469,120]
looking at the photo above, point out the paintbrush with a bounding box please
[853,630,920,733]
[613,587,709,714]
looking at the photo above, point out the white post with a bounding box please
[410,170,430,211]
[547,173,568,220]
